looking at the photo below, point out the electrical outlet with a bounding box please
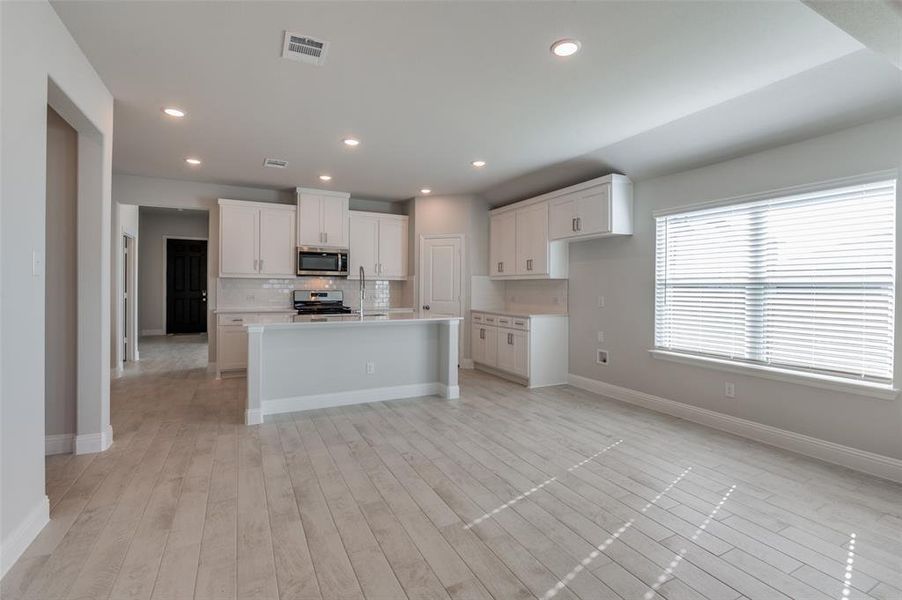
[596,349,609,365]
[366,361,375,375]
[597,331,605,343]
[597,295,606,308]
[724,382,735,398]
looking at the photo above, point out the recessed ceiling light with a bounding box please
[163,107,186,118]
[471,160,486,168]
[420,188,432,194]
[551,39,581,57]
[343,138,360,147]
[319,174,332,181]
[185,157,201,165]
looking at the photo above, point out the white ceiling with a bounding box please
[52,1,895,203]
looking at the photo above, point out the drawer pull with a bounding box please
[507,332,514,345]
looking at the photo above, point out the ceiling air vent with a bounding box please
[282,31,329,66]
[263,158,289,169]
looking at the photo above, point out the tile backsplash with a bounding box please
[471,276,568,314]
[217,277,410,310]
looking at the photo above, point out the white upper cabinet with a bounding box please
[548,175,633,241]
[219,199,296,278]
[296,188,350,248]
[490,212,517,276]
[515,203,549,275]
[348,213,379,276]
[258,205,296,275]
[348,211,408,280]
[491,200,567,280]
[378,216,407,278]
[220,203,259,277]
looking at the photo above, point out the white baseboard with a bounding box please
[262,382,445,419]
[245,408,263,426]
[440,384,461,399]
[45,433,74,455]
[75,424,114,455]
[141,329,165,336]
[0,495,49,578]
[567,373,902,484]
[460,359,475,369]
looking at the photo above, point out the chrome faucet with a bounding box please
[358,265,366,319]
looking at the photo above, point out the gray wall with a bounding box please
[1,0,114,572]
[138,208,209,335]
[45,108,77,437]
[410,194,490,361]
[568,115,902,460]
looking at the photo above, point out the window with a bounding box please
[655,177,896,386]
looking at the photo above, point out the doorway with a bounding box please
[419,234,466,367]
[166,238,208,334]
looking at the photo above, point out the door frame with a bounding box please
[162,235,208,334]
[418,234,468,366]
[123,233,138,363]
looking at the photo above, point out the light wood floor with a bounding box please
[3,334,901,600]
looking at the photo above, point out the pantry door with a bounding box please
[419,235,462,318]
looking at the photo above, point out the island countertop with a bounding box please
[246,312,461,330]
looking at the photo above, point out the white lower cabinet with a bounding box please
[216,312,292,376]
[470,311,568,387]
[496,327,529,377]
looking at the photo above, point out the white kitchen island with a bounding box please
[244,314,461,425]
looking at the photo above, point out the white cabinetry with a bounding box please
[489,212,517,276]
[348,211,408,279]
[490,197,567,280]
[470,311,568,387]
[219,199,296,277]
[548,175,633,241]
[216,312,292,376]
[296,188,350,248]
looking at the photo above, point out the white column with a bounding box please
[245,325,264,425]
[440,319,460,399]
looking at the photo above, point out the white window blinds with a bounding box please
[655,178,896,384]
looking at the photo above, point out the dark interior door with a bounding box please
[166,238,207,334]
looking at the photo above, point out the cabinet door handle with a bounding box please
[498,261,503,273]
[259,259,264,272]
[576,217,582,232]
[480,328,485,340]
[324,231,328,243]
[253,259,258,271]
[571,217,576,232]
[507,332,513,345]
[526,258,533,271]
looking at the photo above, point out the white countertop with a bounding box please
[471,309,568,319]
[216,307,416,315]
[248,312,461,331]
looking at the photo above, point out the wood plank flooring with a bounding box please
[3,334,901,600]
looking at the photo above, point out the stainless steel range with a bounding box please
[292,289,353,322]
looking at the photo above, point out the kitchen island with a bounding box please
[244,313,461,424]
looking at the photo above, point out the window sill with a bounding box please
[648,349,898,401]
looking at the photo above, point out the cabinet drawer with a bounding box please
[510,318,529,331]
[483,314,498,325]
[472,312,484,323]
[218,313,249,325]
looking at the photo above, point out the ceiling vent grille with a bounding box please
[282,31,329,66]
[263,158,289,169]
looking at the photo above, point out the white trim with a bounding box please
[245,408,263,426]
[261,382,446,419]
[439,384,461,400]
[0,495,50,578]
[567,373,902,484]
[75,424,113,454]
[45,433,74,455]
[293,187,351,199]
[141,328,165,337]
[162,235,209,334]
[649,349,898,401]
[652,169,897,217]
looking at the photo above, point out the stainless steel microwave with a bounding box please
[296,246,349,277]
